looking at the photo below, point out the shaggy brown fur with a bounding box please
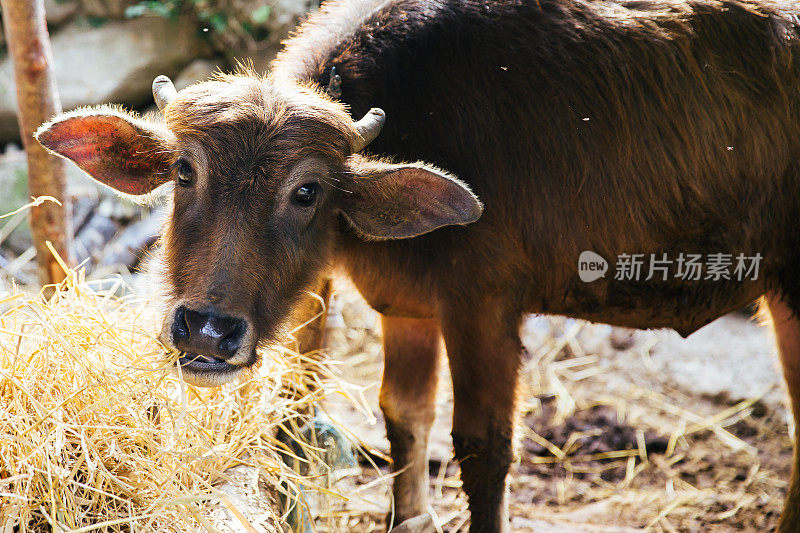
[37,0,800,530]
[275,3,800,527]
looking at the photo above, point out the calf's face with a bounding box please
[36,74,482,386]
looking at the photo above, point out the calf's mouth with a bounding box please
[160,304,260,386]
[178,352,234,372]
[176,350,260,386]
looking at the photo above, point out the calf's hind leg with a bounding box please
[379,315,442,528]
[441,299,521,533]
[767,293,800,533]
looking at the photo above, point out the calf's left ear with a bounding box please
[341,156,483,239]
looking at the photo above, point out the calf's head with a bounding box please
[36,74,482,386]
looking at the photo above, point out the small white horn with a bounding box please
[152,75,177,112]
[351,108,386,152]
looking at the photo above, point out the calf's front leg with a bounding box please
[379,315,442,528]
[766,292,800,533]
[441,300,521,533]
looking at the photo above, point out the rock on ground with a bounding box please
[75,0,138,19]
[638,314,784,404]
[173,58,223,91]
[0,15,209,141]
[44,0,79,27]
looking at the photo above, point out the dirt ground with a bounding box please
[2,261,791,532]
[312,279,794,533]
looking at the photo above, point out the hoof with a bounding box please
[388,514,435,533]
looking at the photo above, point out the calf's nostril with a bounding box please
[172,306,190,344]
[218,320,245,356]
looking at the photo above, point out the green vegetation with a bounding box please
[124,0,276,48]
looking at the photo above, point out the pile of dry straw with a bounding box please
[0,248,333,532]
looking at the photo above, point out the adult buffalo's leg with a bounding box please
[766,292,800,533]
[379,315,442,528]
[441,298,520,533]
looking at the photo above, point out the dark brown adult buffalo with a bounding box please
[36,0,800,530]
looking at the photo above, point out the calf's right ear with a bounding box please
[35,109,173,196]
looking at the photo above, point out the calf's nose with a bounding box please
[172,306,246,359]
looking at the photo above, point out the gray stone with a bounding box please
[232,43,284,76]
[0,15,209,142]
[45,0,79,28]
[640,314,784,406]
[173,58,220,91]
[76,0,138,19]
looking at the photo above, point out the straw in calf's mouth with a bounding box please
[179,351,230,368]
[176,349,261,376]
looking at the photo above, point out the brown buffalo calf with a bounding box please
[36,0,800,531]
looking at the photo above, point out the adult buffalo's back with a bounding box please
[36,0,800,531]
[277,0,800,333]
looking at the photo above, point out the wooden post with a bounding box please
[1,0,73,284]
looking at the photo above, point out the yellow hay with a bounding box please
[0,264,328,532]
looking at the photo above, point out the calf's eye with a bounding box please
[294,183,319,206]
[175,159,194,187]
